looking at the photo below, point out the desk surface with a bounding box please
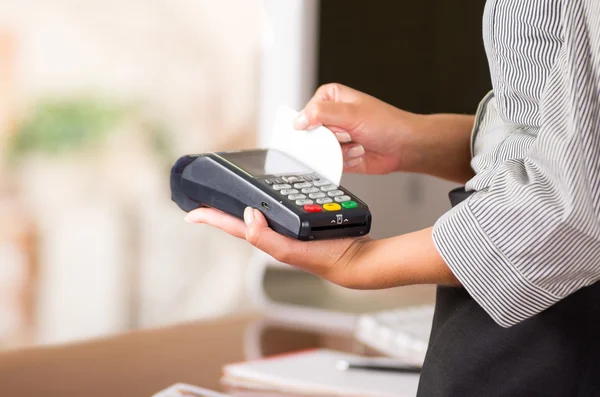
[0,312,360,397]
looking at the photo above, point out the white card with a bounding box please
[268,105,343,185]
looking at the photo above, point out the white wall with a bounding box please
[0,0,263,344]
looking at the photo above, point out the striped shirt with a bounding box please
[432,0,600,327]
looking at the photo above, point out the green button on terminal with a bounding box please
[341,201,358,209]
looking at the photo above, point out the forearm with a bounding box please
[408,114,475,184]
[332,228,460,289]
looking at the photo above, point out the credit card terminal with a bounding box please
[170,148,371,240]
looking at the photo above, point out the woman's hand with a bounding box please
[186,206,370,286]
[295,83,476,183]
[185,207,460,289]
[294,83,424,175]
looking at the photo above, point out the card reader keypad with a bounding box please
[267,175,359,212]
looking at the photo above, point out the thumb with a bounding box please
[294,101,362,132]
[243,207,298,262]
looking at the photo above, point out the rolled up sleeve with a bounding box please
[433,0,600,328]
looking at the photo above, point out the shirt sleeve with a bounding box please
[432,0,600,328]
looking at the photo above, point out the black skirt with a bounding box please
[416,187,600,397]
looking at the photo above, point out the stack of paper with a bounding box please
[222,349,420,397]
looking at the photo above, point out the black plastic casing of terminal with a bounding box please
[170,151,372,241]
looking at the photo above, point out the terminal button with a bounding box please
[294,182,312,189]
[313,180,331,187]
[282,176,301,183]
[288,194,307,200]
[341,201,358,209]
[327,190,344,197]
[309,192,326,199]
[321,184,337,192]
[303,204,322,212]
[302,187,320,194]
[323,203,342,211]
[334,195,352,202]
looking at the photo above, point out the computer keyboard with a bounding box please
[354,304,435,366]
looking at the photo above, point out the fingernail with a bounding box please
[345,157,363,168]
[347,145,365,158]
[335,132,352,143]
[293,111,309,130]
[184,214,195,223]
[244,207,255,225]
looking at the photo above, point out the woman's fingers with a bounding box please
[243,208,301,263]
[332,129,352,143]
[185,206,364,282]
[307,83,357,106]
[183,207,298,261]
[295,101,362,132]
[243,208,346,275]
[345,143,365,158]
[185,208,247,239]
[340,142,366,170]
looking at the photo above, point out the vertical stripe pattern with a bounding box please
[432,0,600,327]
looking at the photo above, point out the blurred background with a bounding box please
[0,0,490,350]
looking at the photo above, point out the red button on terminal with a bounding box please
[304,204,322,213]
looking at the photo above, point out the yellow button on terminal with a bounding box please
[323,203,342,211]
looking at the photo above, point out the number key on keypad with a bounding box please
[302,187,319,194]
[313,180,331,187]
[296,199,314,206]
[321,184,337,192]
[334,195,352,202]
[280,189,299,195]
[294,182,312,189]
[288,194,306,200]
[316,198,333,204]
[327,190,344,197]
[273,184,292,190]
[309,192,326,199]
